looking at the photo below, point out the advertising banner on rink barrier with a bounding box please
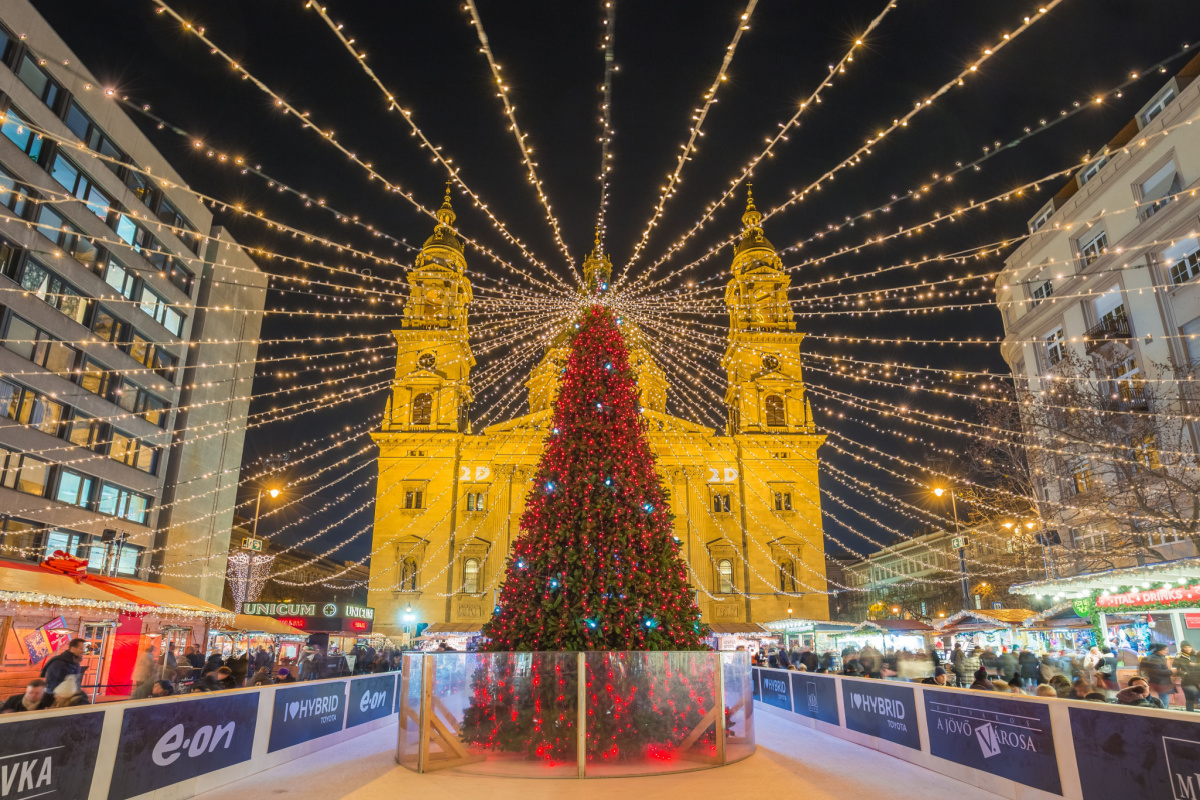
[108,693,259,800]
[757,669,792,711]
[841,679,921,751]
[0,710,104,800]
[346,674,397,729]
[1071,706,1200,800]
[752,668,761,701]
[924,689,1062,795]
[268,681,349,753]
[789,672,840,726]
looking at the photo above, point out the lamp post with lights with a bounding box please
[933,486,970,610]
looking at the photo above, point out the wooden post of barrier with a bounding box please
[577,652,587,778]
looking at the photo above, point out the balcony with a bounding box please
[1103,384,1149,413]
[1084,315,1131,354]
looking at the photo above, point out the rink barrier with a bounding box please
[753,666,1200,800]
[0,672,399,800]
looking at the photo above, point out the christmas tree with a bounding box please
[460,305,720,765]
[481,304,707,651]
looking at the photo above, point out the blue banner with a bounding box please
[268,681,348,753]
[789,672,840,726]
[1072,706,1200,800]
[108,693,258,800]
[752,667,761,701]
[758,669,792,711]
[0,709,103,800]
[346,674,396,729]
[924,689,1061,794]
[841,679,921,750]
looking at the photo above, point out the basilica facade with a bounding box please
[367,189,829,639]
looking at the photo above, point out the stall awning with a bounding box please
[220,614,305,636]
[849,619,934,635]
[707,623,769,635]
[420,623,482,637]
[934,609,1034,631]
[1011,557,1200,599]
[0,559,232,625]
[760,618,857,634]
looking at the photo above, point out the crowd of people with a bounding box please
[0,638,405,713]
[753,639,1200,711]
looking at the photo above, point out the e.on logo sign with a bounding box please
[152,722,237,766]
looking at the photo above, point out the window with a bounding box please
[463,558,480,593]
[37,207,99,269]
[91,307,128,344]
[764,394,786,426]
[66,413,104,450]
[1030,280,1053,307]
[773,490,793,512]
[157,198,201,254]
[0,107,43,161]
[3,316,77,376]
[411,393,432,426]
[1071,463,1094,495]
[126,332,178,381]
[97,482,150,524]
[1028,206,1052,233]
[0,166,28,216]
[712,491,731,514]
[1139,162,1181,220]
[16,54,60,109]
[0,379,63,436]
[112,382,169,427]
[717,559,734,594]
[55,470,94,508]
[124,169,156,208]
[400,557,418,591]
[1079,229,1108,265]
[779,559,797,593]
[139,287,184,336]
[49,153,112,219]
[78,358,114,400]
[104,259,137,300]
[108,429,158,475]
[165,260,194,294]
[42,530,84,561]
[1043,326,1065,367]
[1142,87,1176,126]
[1183,317,1200,367]
[0,24,13,64]
[62,100,124,173]
[1133,434,1161,471]
[404,489,423,510]
[17,259,92,326]
[1167,239,1200,286]
[0,451,49,496]
[465,491,486,512]
[1079,156,1108,186]
[1109,355,1142,394]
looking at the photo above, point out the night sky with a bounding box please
[27,1,1200,567]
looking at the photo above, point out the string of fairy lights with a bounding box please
[5,0,1197,619]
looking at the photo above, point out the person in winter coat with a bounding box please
[0,679,53,712]
[50,675,90,707]
[228,652,250,687]
[246,667,272,687]
[1094,645,1120,693]
[959,647,983,687]
[1139,644,1175,707]
[1174,641,1200,712]
[254,647,273,672]
[997,649,1018,682]
[195,666,237,692]
[969,667,994,691]
[41,638,85,693]
[274,668,297,684]
[1117,680,1163,708]
[202,650,224,676]
[1018,647,1041,684]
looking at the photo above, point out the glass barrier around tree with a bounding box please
[397,650,754,777]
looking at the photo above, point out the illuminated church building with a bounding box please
[367,189,829,638]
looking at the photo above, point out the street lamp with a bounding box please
[403,604,415,647]
[933,485,970,611]
[251,486,281,539]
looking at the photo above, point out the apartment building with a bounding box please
[998,52,1200,568]
[0,0,265,604]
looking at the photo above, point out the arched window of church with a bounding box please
[717,559,734,594]
[765,394,786,427]
[463,558,480,594]
[401,557,418,591]
[412,393,433,426]
[779,559,796,593]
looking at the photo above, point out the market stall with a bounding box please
[416,622,483,651]
[0,554,232,701]
[933,608,1034,655]
[837,619,935,654]
[1020,603,1138,653]
[705,622,777,652]
[759,618,856,655]
[207,614,307,670]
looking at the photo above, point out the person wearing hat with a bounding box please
[921,666,949,686]
[274,667,297,684]
[1139,643,1175,708]
[969,667,994,691]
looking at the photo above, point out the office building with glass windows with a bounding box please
[0,0,265,604]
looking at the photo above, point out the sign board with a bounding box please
[243,602,375,634]
[841,679,921,751]
[1186,613,1200,629]
[108,693,259,800]
[1071,706,1200,800]
[268,681,348,753]
[241,537,263,552]
[789,672,840,726]
[752,667,761,701]
[0,710,103,800]
[992,602,1003,610]
[346,674,397,729]
[924,690,1062,794]
[951,536,969,551]
[758,669,792,711]
[1096,583,1200,609]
